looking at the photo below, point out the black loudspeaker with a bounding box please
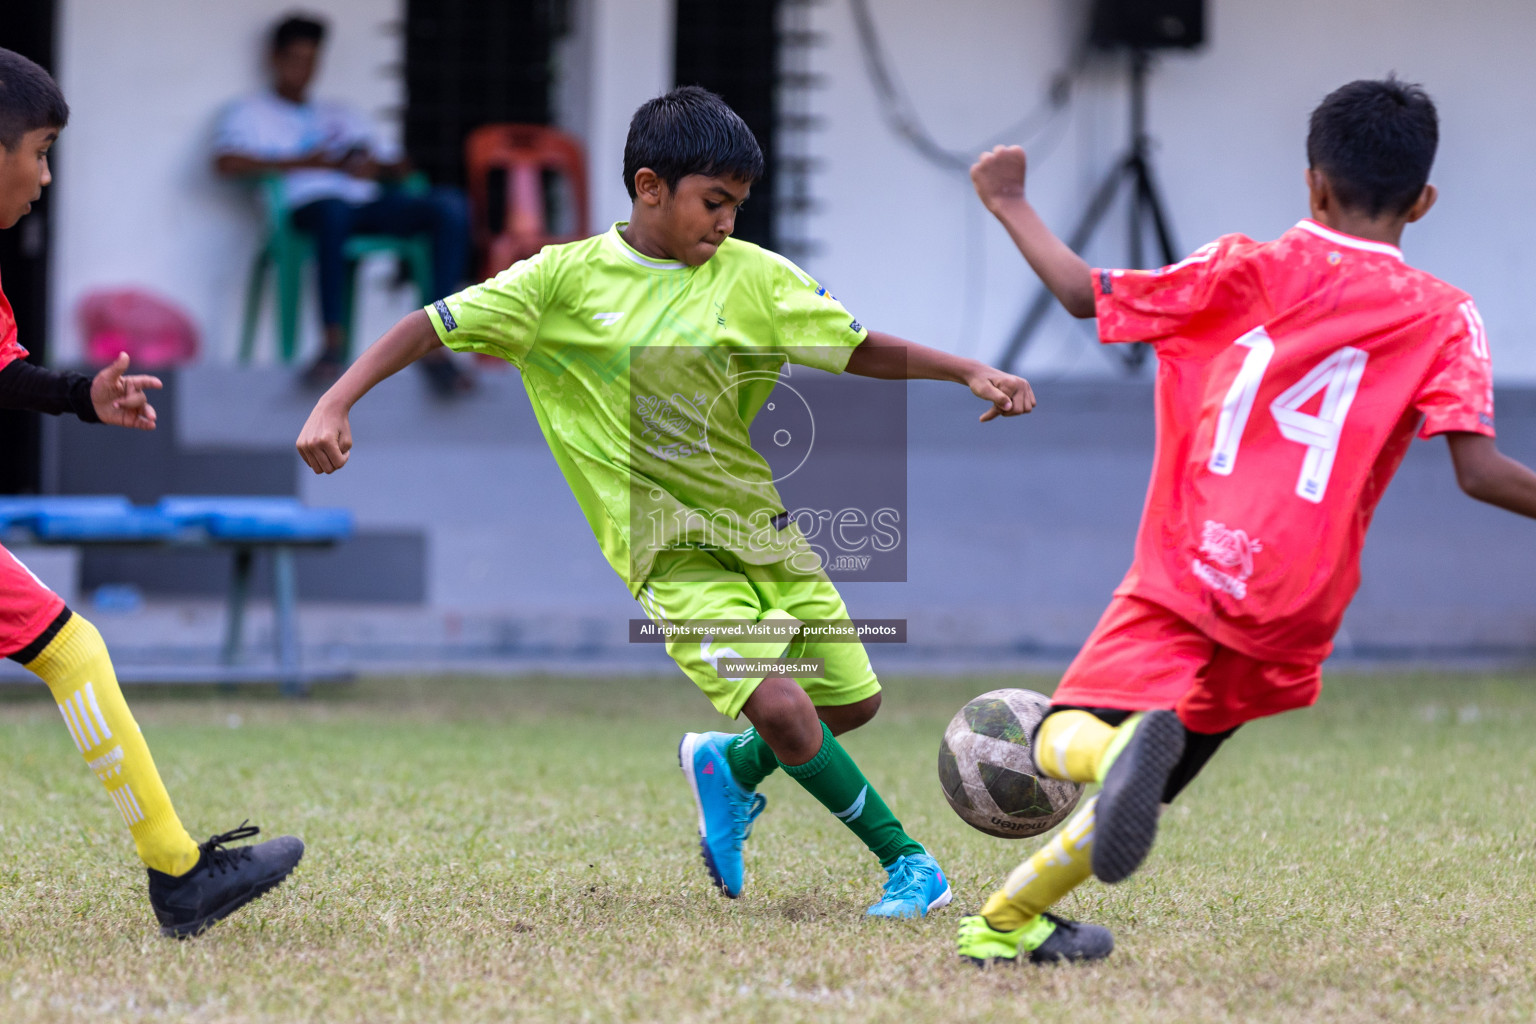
[1089,0,1205,50]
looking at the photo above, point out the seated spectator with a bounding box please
[214,13,471,394]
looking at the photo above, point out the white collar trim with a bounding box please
[609,224,685,269]
[1295,219,1403,260]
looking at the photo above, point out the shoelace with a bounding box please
[198,821,261,877]
[731,793,767,848]
[882,856,923,899]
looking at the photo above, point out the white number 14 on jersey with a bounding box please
[1207,325,1369,504]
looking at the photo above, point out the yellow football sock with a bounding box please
[980,794,1097,931]
[27,614,199,876]
[1034,708,1129,783]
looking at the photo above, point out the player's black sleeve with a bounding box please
[0,361,100,422]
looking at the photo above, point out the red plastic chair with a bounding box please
[465,124,590,280]
[77,289,200,367]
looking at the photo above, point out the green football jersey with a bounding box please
[424,223,869,592]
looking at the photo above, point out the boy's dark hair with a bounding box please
[271,13,327,54]
[0,48,68,152]
[1307,76,1438,218]
[622,86,764,200]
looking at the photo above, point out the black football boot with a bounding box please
[1092,710,1185,884]
[147,822,304,938]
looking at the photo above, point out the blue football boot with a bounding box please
[866,851,953,919]
[678,731,766,898]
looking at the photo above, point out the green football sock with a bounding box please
[779,722,924,866]
[724,727,780,790]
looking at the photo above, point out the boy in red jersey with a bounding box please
[955,77,1536,965]
[0,47,302,937]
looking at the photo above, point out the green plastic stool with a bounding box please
[238,174,434,364]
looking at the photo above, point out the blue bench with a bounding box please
[0,496,354,694]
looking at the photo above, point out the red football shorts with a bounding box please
[1051,595,1322,734]
[0,542,65,659]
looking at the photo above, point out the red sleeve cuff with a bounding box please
[1091,268,1117,344]
[1419,412,1495,440]
[1091,268,1111,304]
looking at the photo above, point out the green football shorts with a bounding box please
[639,547,881,719]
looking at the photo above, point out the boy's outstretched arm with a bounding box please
[971,145,1095,319]
[296,310,441,474]
[0,352,161,430]
[844,330,1035,422]
[1447,432,1536,518]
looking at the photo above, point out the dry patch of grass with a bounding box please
[1,671,1534,1022]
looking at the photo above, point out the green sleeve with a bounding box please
[424,250,547,367]
[764,250,869,374]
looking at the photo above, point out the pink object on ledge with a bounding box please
[77,289,200,367]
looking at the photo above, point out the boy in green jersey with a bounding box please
[297,87,1035,917]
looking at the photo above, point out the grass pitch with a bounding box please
[2,669,1535,1023]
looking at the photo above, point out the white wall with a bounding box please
[803,0,1536,381]
[556,0,675,231]
[51,0,676,367]
[51,0,1536,383]
[52,0,409,366]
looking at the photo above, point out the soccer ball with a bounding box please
[937,688,1084,839]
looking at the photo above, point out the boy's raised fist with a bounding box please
[970,145,1028,213]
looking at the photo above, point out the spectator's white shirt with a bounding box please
[214,91,385,208]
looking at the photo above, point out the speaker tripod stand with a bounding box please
[999,49,1180,373]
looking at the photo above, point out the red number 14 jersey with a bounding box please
[1094,219,1495,664]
